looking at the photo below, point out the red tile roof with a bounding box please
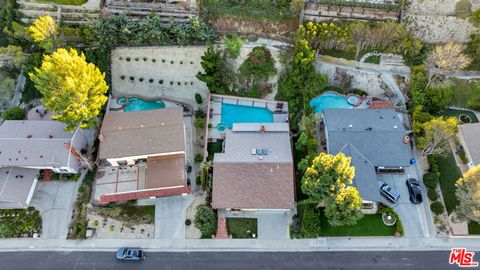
[99,185,190,204]
[368,100,395,109]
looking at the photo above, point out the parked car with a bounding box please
[406,178,423,204]
[116,248,145,261]
[378,181,400,204]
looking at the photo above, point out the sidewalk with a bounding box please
[0,236,478,252]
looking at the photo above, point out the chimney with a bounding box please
[98,134,104,142]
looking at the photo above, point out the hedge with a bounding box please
[301,206,322,238]
[194,205,217,238]
[427,188,439,201]
[430,201,445,215]
[423,172,439,189]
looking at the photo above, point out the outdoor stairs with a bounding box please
[17,0,100,25]
[215,217,230,239]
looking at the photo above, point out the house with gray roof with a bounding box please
[323,109,413,206]
[458,123,480,168]
[212,123,295,211]
[0,120,88,208]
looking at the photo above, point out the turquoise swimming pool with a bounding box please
[310,93,353,113]
[123,97,165,112]
[220,103,273,129]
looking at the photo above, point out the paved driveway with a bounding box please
[154,195,193,239]
[257,211,291,239]
[377,165,434,238]
[30,181,80,239]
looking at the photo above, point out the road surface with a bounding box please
[0,251,460,270]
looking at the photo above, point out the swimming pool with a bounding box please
[123,97,165,112]
[220,103,273,129]
[310,93,353,113]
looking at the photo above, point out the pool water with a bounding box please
[123,97,166,112]
[221,103,273,128]
[310,93,353,113]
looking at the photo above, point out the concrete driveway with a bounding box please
[30,181,80,239]
[377,165,435,238]
[154,195,193,239]
[257,211,291,239]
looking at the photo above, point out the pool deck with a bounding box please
[208,94,289,140]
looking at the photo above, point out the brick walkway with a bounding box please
[215,217,230,239]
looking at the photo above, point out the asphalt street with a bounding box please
[0,251,461,270]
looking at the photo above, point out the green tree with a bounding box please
[196,45,229,94]
[27,16,59,52]
[417,117,458,156]
[0,45,25,71]
[424,82,453,113]
[324,186,363,226]
[29,48,108,131]
[221,34,245,59]
[194,204,217,238]
[470,8,480,25]
[301,152,355,203]
[455,165,480,223]
[239,46,277,87]
[2,107,25,120]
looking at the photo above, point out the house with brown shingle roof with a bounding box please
[93,108,190,204]
[212,123,295,211]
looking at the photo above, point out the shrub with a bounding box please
[2,107,25,120]
[185,219,192,226]
[194,117,205,129]
[195,93,203,104]
[222,34,245,59]
[194,204,217,238]
[430,201,445,215]
[239,46,277,86]
[427,188,439,201]
[349,88,368,96]
[194,154,203,163]
[459,150,469,164]
[195,108,205,118]
[427,155,440,174]
[196,175,201,185]
[423,172,439,189]
[301,206,322,238]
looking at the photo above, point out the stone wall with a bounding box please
[304,3,400,22]
[111,46,208,107]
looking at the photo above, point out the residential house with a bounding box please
[93,108,190,204]
[458,123,480,168]
[0,120,88,208]
[322,109,413,208]
[212,123,295,212]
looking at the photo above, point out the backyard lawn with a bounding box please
[226,218,257,238]
[435,150,462,215]
[438,109,479,124]
[468,222,480,235]
[36,0,88,5]
[318,210,396,236]
[450,79,480,111]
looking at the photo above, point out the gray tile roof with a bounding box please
[340,145,381,202]
[323,109,413,202]
[324,109,412,167]
[212,123,295,209]
[459,123,480,165]
[0,121,81,168]
[98,108,185,160]
[0,167,38,209]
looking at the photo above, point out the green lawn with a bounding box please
[435,150,462,215]
[207,141,223,161]
[36,0,88,5]
[318,210,396,236]
[450,79,480,111]
[226,218,257,238]
[439,109,479,124]
[468,221,480,235]
[364,55,381,64]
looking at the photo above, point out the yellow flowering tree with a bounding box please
[27,15,59,52]
[325,186,364,227]
[455,165,480,223]
[29,48,108,131]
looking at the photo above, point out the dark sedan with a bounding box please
[116,248,145,261]
[406,178,423,204]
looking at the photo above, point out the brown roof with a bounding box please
[99,108,185,159]
[368,100,395,109]
[146,154,185,189]
[212,162,295,209]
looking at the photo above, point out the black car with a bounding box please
[406,178,423,204]
[116,248,145,261]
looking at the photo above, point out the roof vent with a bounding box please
[393,125,398,129]
[366,127,373,131]
[27,135,32,138]
[348,124,353,128]
[251,148,256,155]
[49,135,53,139]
